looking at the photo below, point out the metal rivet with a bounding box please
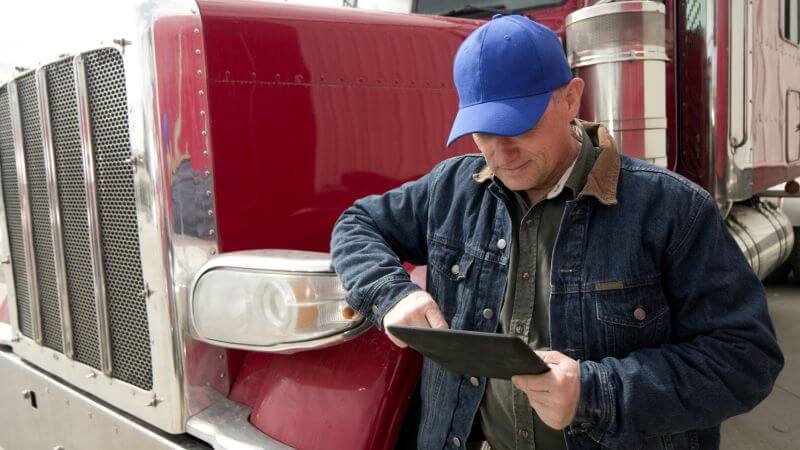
[634,307,646,321]
[452,437,461,447]
[218,353,225,360]
[482,308,493,319]
[209,229,216,236]
[201,130,208,136]
[372,305,379,315]
[203,150,209,157]
[451,264,460,274]
[522,272,530,280]
[196,69,203,76]
[200,110,206,116]
[469,376,479,387]
[198,89,205,96]
[497,238,507,249]
[519,428,529,439]
[21,390,32,399]
[195,49,201,55]
[219,372,225,379]
[193,28,200,34]
[210,248,217,255]
[206,190,212,197]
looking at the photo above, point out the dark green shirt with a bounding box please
[479,124,598,450]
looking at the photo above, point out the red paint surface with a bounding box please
[196,1,479,448]
[229,327,423,450]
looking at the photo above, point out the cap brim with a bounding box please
[446,90,553,147]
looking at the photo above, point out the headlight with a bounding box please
[189,250,367,352]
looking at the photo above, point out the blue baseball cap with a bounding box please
[446,14,573,147]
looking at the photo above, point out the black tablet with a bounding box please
[387,325,550,379]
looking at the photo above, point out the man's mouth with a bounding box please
[503,161,530,173]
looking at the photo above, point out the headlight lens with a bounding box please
[190,251,362,349]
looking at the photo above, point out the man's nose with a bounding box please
[494,142,520,165]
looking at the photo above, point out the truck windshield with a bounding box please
[415,0,564,16]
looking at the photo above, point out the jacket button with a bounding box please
[518,428,529,439]
[451,264,460,274]
[452,436,461,447]
[372,305,379,315]
[469,376,480,387]
[633,306,647,321]
[482,308,494,319]
[497,238,507,249]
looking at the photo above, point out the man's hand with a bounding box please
[511,350,581,430]
[381,290,449,348]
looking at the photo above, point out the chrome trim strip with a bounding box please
[7,81,43,345]
[73,54,112,376]
[186,389,295,450]
[565,0,665,26]
[35,67,74,359]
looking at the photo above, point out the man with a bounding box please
[330,14,783,450]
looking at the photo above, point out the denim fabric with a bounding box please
[329,124,783,450]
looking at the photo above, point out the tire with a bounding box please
[789,226,800,283]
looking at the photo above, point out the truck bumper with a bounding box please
[0,347,210,450]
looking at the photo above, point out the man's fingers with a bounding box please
[424,305,449,329]
[512,373,553,392]
[536,350,566,365]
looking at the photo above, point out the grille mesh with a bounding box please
[84,48,153,390]
[0,48,155,391]
[47,60,101,369]
[0,86,32,338]
[18,74,63,352]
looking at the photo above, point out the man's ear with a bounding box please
[563,77,584,120]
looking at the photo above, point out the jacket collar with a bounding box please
[471,119,620,206]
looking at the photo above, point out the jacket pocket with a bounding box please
[591,276,670,358]
[427,238,475,324]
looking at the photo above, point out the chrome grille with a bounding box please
[18,74,63,352]
[48,60,101,369]
[0,48,153,390]
[84,49,152,389]
[0,87,32,337]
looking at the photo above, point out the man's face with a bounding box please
[471,80,583,193]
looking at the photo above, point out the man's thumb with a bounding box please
[424,305,449,329]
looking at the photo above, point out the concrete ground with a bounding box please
[720,281,799,450]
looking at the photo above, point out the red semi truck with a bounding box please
[0,0,798,449]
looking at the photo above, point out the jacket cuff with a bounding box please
[346,276,423,331]
[572,360,616,443]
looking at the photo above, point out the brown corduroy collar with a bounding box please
[470,119,620,206]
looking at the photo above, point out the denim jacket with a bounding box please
[329,121,783,449]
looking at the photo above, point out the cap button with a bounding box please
[492,13,503,20]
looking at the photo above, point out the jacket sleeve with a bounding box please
[329,161,446,330]
[573,191,785,447]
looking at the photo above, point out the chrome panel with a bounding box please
[8,81,43,344]
[186,389,295,450]
[5,0,204,433]
[0,349,210,450]
[198,249,335,274]
[35,67,74,359]
[726,0,754,201]
[565,0,664,25]
[73,54,112,376]
[190,317,372,354]
[566,1,668,168]
[726,201,794,280]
